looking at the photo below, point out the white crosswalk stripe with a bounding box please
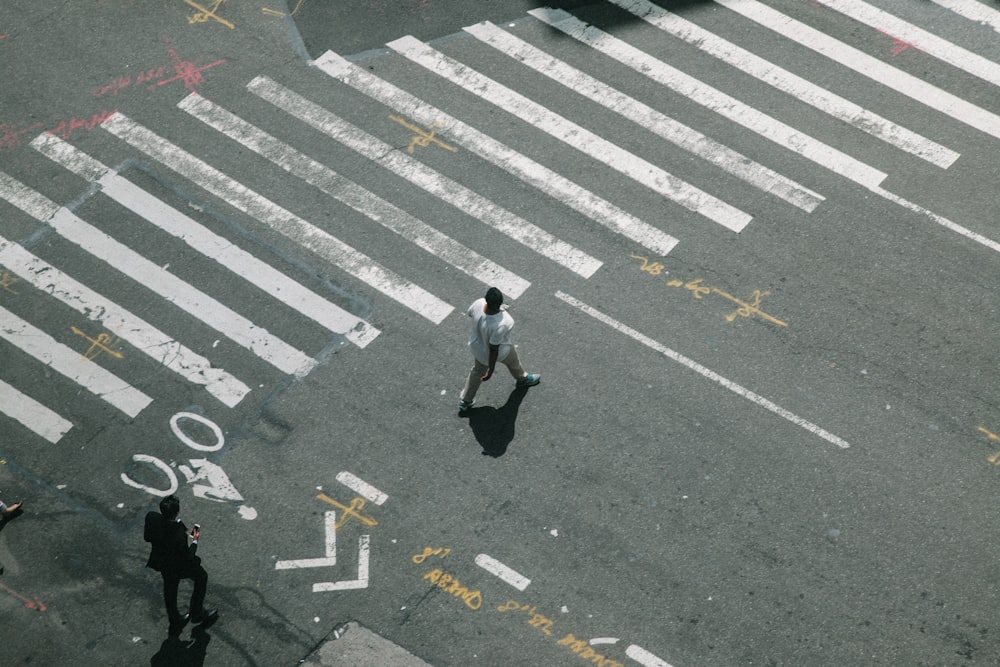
[386,34,755,233]
[816,0,1000,87]
[0,304,153,418]
[603,0,959,169]
[463,20,825,212]
[931,0,1000,33]
[31,132,381,350]
[243,76,602,278]
[531,7,889,188]
[100,112,456,324]
[716,0,1000,140]
[0,378,73,444]
[0,173,251,408]
[313,51,681,255]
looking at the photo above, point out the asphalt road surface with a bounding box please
[1,0,999,665]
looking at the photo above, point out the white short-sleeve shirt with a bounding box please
[466,298,514,365]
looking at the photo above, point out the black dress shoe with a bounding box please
[191,608,218,624]
[168,613,190,635]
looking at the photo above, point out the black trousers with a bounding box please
[161,561,208,623]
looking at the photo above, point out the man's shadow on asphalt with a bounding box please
[151,624,213,666]
[460,386,529,458]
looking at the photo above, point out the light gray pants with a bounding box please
[460,347,527,402]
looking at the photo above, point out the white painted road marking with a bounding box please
[179,92,543,293]
[466,19,825,212]
[532,8,888,189]
[101,113,455,324]
[717,0,1000,141]
[603,0,959,169]
[475,553,531,591]
[30,132,381,349]
[0,378,73,443]
[0,304,153,418]
[314,50,680,256]
[246,77,601,279]
[554,291,851,449]
[0,174,250,407]
[335,471,388,506]
[386,35,754,233]
[313,535,371,592]
[275,511,338,570]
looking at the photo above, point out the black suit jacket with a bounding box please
[144,511,199,575]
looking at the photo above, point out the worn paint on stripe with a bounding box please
[474,553,531,591]
[554,291,851,448]
[0,305,152,417]
[466,19,824,212]
[335,471,388,506]
[313,51,679,255]
[602,0,958,169]
[30,132,379,349]
[100,113,454,324]
[717,0,1000,141]
[931,0,1000,33]
[533,8,888,188]
[818,0,1000,87]
[246,77,600,278]
[0,175,250,407]
[178,92,539,291]
[0,378,73,443]
[386,36,753,233]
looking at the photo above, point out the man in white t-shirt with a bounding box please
[458,287,540,413]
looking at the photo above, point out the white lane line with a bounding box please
[275,511,337,569]
[604,0,959,169]
[931,0,1000,33]
[533,8,888,189]
[386,35,754,233]
[30,132,380,349]
[474,554,531,591]
[335,471,388,506]
[0,305,152,418]
[716,0,1000,141]
[465,20,824,212]
[0,378,73,443]
[314,51,679,256]
[0,175,251,407]
[1,176,317,378]
[818,0,1000,87]
[100,113,454,325]
[246,77,601,280]
[554,291,851,449]
[871,185,1000,254]
[626,644,676,667]
[179,92,538,293]
[313,535,371,591]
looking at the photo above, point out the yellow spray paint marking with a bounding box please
[70,326,124,361]
[389,115,458,155]
[631,254,787,327]
[184,0,234,29]
[262,0,304,16]
[980,426,1000,464]
[316,494,377,530]
[0,271,18,295]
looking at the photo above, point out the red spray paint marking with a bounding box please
[0,122,44,152]
[156,36,225,92]
[876,28,924,56]
[93,65,169,98]
[47,109,118,141]
[0,583,47,611]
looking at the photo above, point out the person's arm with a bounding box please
[481,344,499,381]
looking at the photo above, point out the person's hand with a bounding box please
[191,526,201,540]
[480,368,493,382]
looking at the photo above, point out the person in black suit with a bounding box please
[144,495,218,634]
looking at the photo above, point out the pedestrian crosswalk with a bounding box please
[0,0,997,443]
